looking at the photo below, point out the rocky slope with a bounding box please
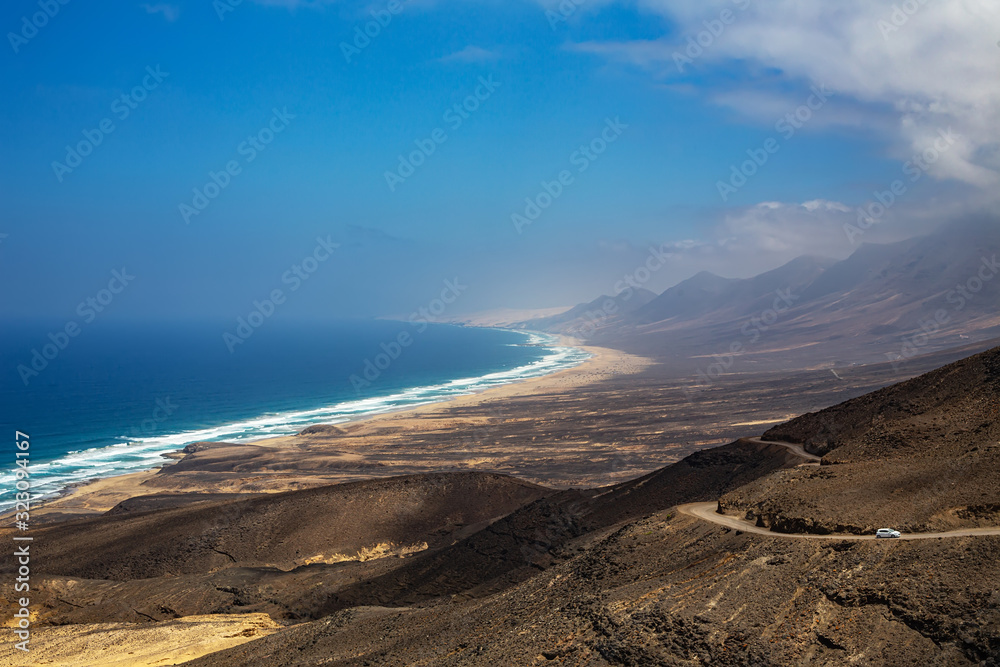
[720,346,1000,534]
[186,346,999,665]
[4,347,999,665]
[187,510,1000,666]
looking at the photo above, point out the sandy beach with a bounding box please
[30,341,653,522]
[27,332,982,527]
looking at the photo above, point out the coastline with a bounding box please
[30,339,653,521]
[11,327,570,511]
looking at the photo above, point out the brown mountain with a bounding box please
[184,345,1000,665]
[632,255,835,325]
[521,218,1000,367]
[9,345,1000,665]
[511,286,657,335]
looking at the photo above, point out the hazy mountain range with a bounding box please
[515,218,1000,366]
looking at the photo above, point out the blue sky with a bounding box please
[2,0,997,319]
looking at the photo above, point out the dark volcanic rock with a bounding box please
[8,347,1000,665]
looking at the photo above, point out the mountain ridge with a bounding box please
[517,219,1000,365]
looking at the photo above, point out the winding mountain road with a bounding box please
[676,502,1000,541]
[676,435,1000,541]
[745,437,821,463]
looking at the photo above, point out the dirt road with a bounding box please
[677,433,1000,540]
[677,502,1000,541]
[746,437,821,463]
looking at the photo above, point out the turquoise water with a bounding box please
[0,320,588,508]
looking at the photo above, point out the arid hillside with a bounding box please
[6,347,1000,666]
[188,346,1000,666]
[722,346,1000,533]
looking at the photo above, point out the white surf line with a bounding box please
[0,331,590,512]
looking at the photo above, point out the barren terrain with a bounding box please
[3,341,998,666]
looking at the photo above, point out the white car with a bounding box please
[875,528,901,539]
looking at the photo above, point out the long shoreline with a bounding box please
[18,329,580,510]
[29,336,653,521]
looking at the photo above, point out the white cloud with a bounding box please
[592,195,972,295]
[714,201,859,256]
[438,45,501,64]
[572,0,1000,191]
[142,3,179,21]
[802,200,850,213]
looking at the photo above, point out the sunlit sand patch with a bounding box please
[24,613,280,667]
[301,541,429,565]
[728,417,798,427]
[461,457,499,466]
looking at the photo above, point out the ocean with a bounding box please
[0,319,589,509]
